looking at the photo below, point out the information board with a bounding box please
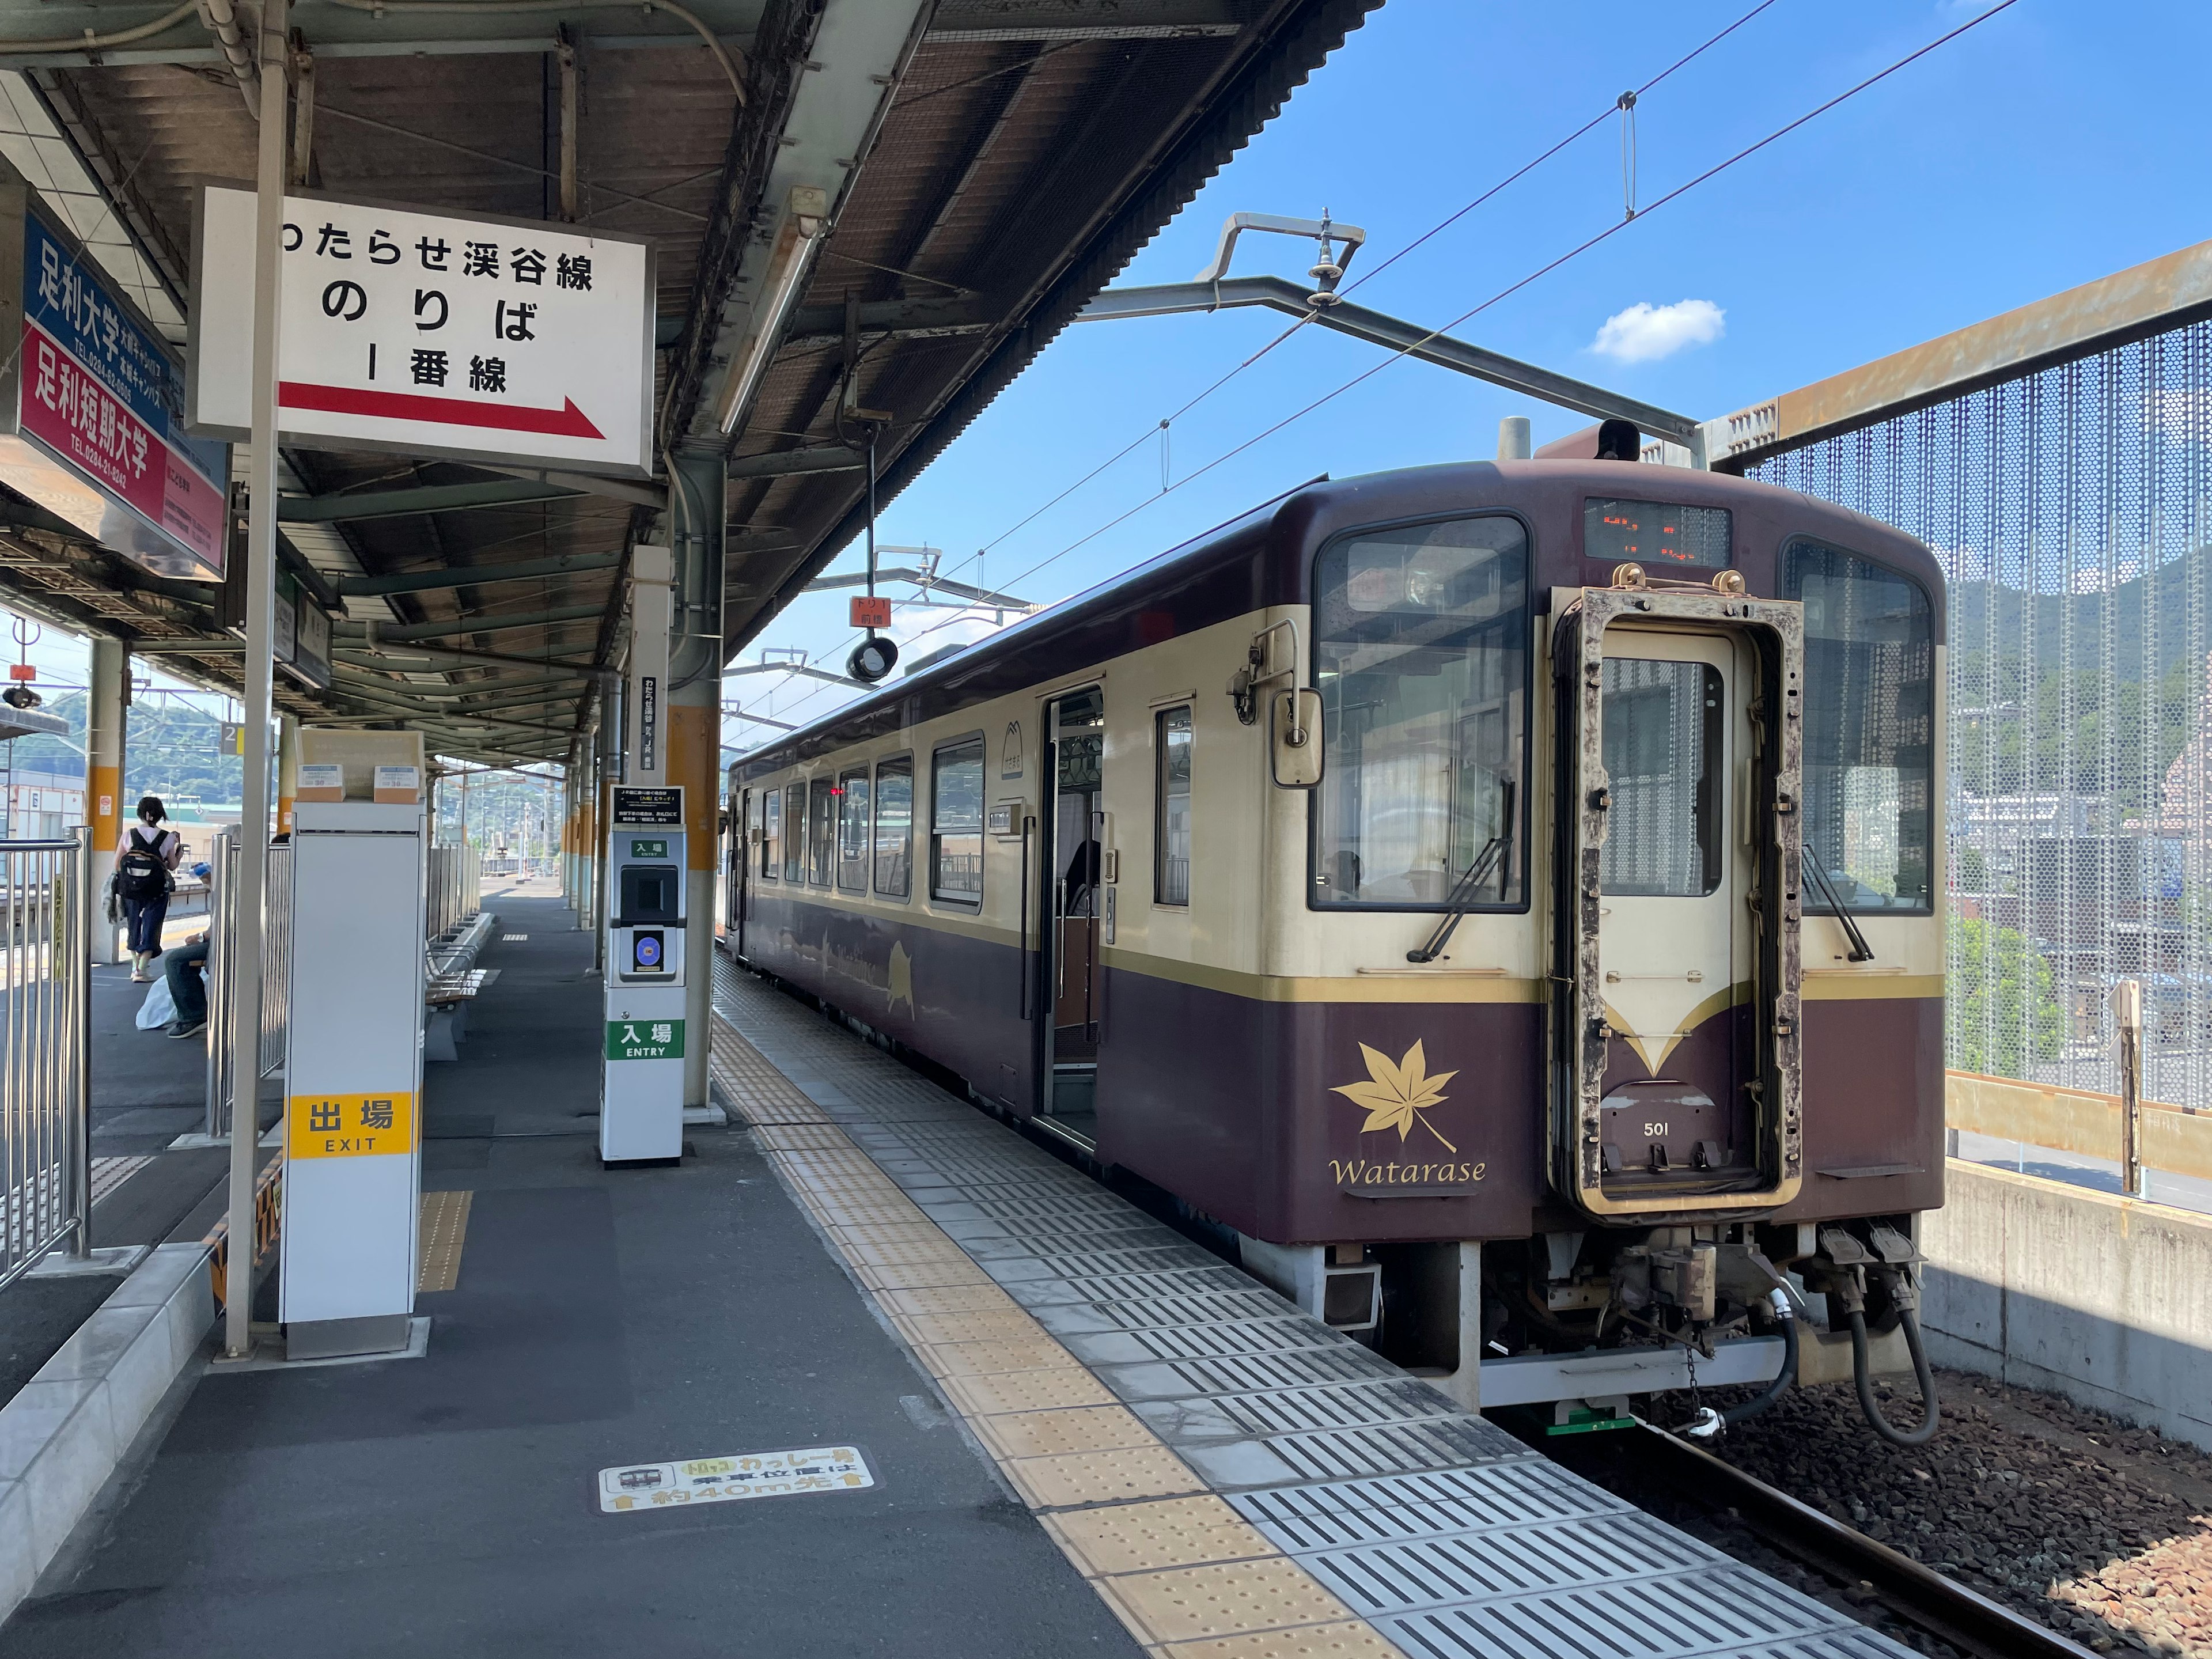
[188,185,654,475]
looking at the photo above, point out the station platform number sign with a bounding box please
[850,595,892,629]
[607,1018,684,1061]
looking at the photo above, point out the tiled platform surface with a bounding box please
[711,956,1908,1659]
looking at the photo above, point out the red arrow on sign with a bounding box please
[278,381,605,440]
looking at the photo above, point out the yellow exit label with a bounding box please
[287,1092,417,1159]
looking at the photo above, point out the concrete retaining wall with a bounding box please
[1923,1158,2212,1452]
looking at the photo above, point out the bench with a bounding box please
[422,910,498,1062]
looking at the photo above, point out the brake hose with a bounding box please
[1849,1303,1940,1445]
[1724,1290,1798,1427]
[1684,1289,1797,1439]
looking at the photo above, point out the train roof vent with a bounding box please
[902,641,971,677]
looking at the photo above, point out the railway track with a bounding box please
[1552,1422,2084,1659]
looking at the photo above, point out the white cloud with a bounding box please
[1590,298,1726,365]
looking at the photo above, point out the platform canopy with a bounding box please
[0,0,1376,764]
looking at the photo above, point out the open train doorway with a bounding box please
[1034,687,1104,1147]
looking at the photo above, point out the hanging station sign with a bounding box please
[186,185,656,476]
[0,167,229,581]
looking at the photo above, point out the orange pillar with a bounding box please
[85,637,126,964]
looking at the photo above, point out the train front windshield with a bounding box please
[1311,515,1529,910]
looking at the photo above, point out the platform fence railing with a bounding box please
[426,845,480,941]
[1,834,91,1290]
[202,827,294,1141]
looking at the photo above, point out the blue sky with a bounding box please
[9,2,2208,767]
[733,0,2212,744]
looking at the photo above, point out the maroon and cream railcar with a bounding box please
[726,457,1944,1435]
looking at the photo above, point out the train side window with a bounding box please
[1785,537,1934,913]
[760,786,780,880]
[874,755,914,899]
[1156,706,1192,906]
[1311,514,1529,911]
[782,784,805,882]
[931,736,985,907]
[808,778,834,887]
[836,766,870,892]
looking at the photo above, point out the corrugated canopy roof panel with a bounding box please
[0,0,1377,764]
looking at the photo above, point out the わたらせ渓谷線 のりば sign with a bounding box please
[187,186,654,475]
[0,176,230,581]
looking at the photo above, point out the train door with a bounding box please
[1593,631,1741,1178]
[732,786,751,957]
[1552,584,1805,1221]
[1034,687,1104,1145]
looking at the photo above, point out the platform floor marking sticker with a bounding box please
[502,933,528,941]
[597,1445,874,1513]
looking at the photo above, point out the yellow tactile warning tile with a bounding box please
[1157,1622,1411,1658]
[709,1013,1404,1659]
[751,1124,853,1151]
[1041,1497,1274,1578]
[1093,1561,1357,1646]
[416,1189,472,1293]
[880,1283,1023,1317]
[938,1366,1118,1416]
[969,1404,1155,1461]
[1001,1445,1209,1509]
[892,1308,1048,1347]
[915,1335,1089,1378]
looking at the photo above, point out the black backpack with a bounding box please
[117,828,171,900]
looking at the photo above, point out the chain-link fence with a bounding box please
[1750,321,2212,1107]
[1,836,90,1287]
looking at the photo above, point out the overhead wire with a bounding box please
[748,0,2017,736]
[953,0,2027,612]
[744,4,1787,728]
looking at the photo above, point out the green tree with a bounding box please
[1948,914,2065,1077]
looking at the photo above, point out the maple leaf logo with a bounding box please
[1331,1040,1459,1153]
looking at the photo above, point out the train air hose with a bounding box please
[1722,1289,1798,1428]
[1848,1303,1941,1446]
[1681,1289,1796,1440]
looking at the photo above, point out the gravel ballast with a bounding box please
[1575,1369,2212,1657]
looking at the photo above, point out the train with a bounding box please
[722,452,1944,1442]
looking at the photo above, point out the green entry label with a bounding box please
[607,1018,685,1060]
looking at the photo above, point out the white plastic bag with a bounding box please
[136,974,176,1030]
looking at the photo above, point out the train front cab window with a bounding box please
[1310,514,1529,911]
[1785,537,1934,915]
[1037,688,1105,1144]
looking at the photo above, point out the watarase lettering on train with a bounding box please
[1329,1159,1488,1188]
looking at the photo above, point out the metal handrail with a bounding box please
[201,826,294,1141]
[1,834,90,1290]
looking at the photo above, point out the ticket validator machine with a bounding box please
[601,783,686,1162]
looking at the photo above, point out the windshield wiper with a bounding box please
[1408,783,1516,965]
[1801,839,1876,962]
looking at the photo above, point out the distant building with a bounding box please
[1,765,84,839]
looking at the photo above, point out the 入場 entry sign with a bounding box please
[187,185,654,475]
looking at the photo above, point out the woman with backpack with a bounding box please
[114,796,180,983]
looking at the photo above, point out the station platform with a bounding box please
[0,899,1910,1658]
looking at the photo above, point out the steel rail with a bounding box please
[1609,1423,2080,1659]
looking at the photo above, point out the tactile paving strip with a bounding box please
[710,956,1912,1659]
